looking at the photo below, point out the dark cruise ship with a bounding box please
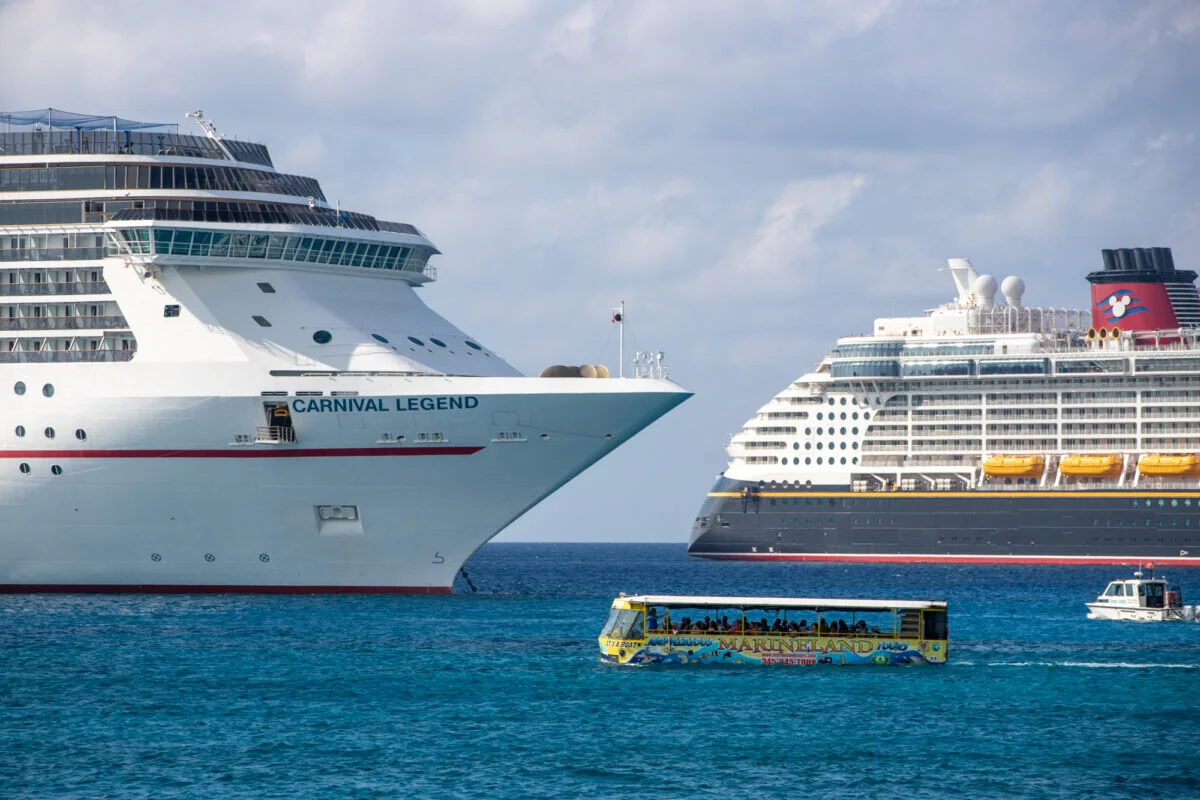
[689,248,1200,565]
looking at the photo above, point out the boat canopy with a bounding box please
[619,595,945,611]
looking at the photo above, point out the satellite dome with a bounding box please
[1001,276,1026,307]
[972,274,998,297]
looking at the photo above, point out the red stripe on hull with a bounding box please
[0,446,482,459]
[694,553,1200,566]
[0,584,454,595]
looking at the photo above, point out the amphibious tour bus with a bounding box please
[599,594,948,666]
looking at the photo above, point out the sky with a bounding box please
[3,0,1199,542]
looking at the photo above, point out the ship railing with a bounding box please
[630,351,670,380]
[0,350,135,363]
[0,315,128,331]
[0,281,111,296]
[0,247,107,262]
[255,426,297,444]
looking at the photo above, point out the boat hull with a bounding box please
[689,476,1200,565]
[1,381,689,592]
[1085,603,1198,621]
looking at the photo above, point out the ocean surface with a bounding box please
[3,543,1199,799]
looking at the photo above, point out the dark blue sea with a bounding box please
[3,544,1199,799]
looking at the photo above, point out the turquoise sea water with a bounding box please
[3,543,1199,799]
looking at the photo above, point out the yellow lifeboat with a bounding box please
[1138,454,1200,478]
[983,455,1045,478]
[1060,454,1123,478]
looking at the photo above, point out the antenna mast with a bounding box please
[186,109,236,161]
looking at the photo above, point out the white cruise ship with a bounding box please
[0,108,689,593]
[690,248,1200,565]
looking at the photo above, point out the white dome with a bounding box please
[1001,275,1026,299]
[972,274,998,297]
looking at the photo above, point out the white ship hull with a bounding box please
[0,376,687,592]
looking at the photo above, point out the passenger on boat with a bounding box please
[647,608,659,631]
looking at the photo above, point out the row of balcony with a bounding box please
[0,282,111,296]
[0,315,128,331]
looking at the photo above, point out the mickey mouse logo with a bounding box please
[1108,294,1132,318]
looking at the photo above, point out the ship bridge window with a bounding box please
[902,342,992,357]
[833,342,902,358]
[830,360,900,378]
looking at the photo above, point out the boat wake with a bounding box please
[962,661,1199,670]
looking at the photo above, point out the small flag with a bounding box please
[611,308,623,324]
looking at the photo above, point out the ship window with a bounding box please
[253,316,272,327]
[164,304,181,318]
[828,398,835,405]
[372,334,389,344]
[14,381,25,395]
[43,427,55,439]
[42,383,54,398]
[51,465,62,476]
[408,336,424,346]
[257,282,276,293]
[465,341,483,350]
[793,457,799,465]
[19,463,30,474]
[75,429,86,441]
[15,425,25,437]
[312,330,332,344]
[805,457,811,465]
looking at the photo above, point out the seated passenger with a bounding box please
[721,616,731,631]
[837,620,848,634]
[854,620,868,635]
[647,608,660,631]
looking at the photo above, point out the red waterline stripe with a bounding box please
[694,553,1200,566]
[0,583,453,595]
[0,446,483,459]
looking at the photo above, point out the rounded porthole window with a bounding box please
[852,412,859,420]
[430,338,447,348]
[44,427,55,439]
[14,381,25,396]
[864,412,871,419]
[840,412,846,420]
[51,465,63,476]
[15,425,25,438]
[19,463,30,474]
[840,398,847,405]
[841,457,847,465]
[805,457,811,465]
[42,383,54,398]
[312,330,332,344]
[407,336,425,346]
[817,457,823,465]
[817,443,823,450]
[840,427,847,435]
[816,413,823,421]
[793,457,799,465]
[465,341,483,351]
[827,398,835,406]
[805,443,811,450]
[371,333,389,344]
[793,442,799,450]
[75,429,87,441]
[852,457,859,464]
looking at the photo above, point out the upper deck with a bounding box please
[617,595,945,611]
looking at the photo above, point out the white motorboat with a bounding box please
[1086,566,1198,621]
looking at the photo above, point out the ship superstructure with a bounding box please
[690,248,1200,565]
[0,108,689,592]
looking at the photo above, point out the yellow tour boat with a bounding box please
[1060,454,1123,478]
[982,454,1045,478]
[1138,454,1200,478]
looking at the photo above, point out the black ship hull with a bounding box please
[689,477,1200,565]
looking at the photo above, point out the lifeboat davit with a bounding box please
[1138,454,1200,477]
[983,455,1045,478]
[1060,454,1122,478]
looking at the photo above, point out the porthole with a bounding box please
[75,429,86,441]
[793,457,799,465]
[852,457,859,464]
[793,442,799,450]
[372,334,389,344]
[804,427,811,435]
[852,412,859,420]
[852,427,858,434]
[430,338,447,348]
[840,457,847,464]
[42,383,54,398]
[805,457,811,465]
[840,443,847,450]
[817,443,823,450]
[852,442,858,449]
[840,427,846,435]
[51,465,62,476]
[14,381,25,396]
[465,341,483,350]
[1172,499,1179,507]
[44,427,55,439]
[1158,499,1166,507]
[840,412,846,420]
[817,413,823,421]
[840,398,846,405]
[817,457,823,464]
[312,330,332,344]
[805,443,811,450]
[864,412,871,419]
[827,398,834,406]
[19,463,30,474]
[407,336,425,346]
[15,425,25,438]
[817,427,823,435]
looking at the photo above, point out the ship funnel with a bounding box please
[1001,276,1025,308]
[947,258,979,305]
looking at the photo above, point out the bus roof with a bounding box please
[617,595,946,611]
